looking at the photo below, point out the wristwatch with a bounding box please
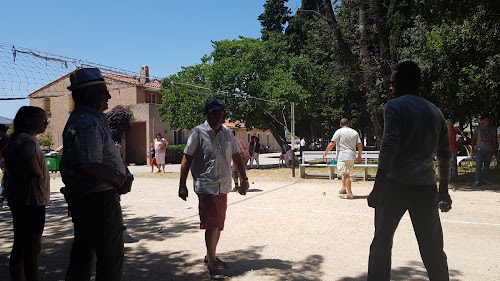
[241,177,248,182]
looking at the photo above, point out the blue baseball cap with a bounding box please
[205,99,231,114]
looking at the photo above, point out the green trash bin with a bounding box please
[45,153,62,172]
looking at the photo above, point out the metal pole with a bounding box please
[291,102,295,177]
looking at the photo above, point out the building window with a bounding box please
[174,130,185,145]
[43,98,51,114]
[146,92,158,104]
[266,134,270,146]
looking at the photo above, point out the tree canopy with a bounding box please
[159,0,500,148]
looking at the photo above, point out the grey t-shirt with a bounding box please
[331,127,361,161]
[378,94,451,185]
[474,124,496,152]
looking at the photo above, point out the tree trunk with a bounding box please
[262,111,289,152]
[359,0,384,148]
[298,0,392,148]
[372,0,393,101]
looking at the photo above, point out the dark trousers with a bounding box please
[65,190,124,281]
[368,182,449,281]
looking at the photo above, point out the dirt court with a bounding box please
[1,167,499,281]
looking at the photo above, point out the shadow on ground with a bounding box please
[123,245,324,281]
[0,191,201,280]
[338,260,463,281]
[0,191,325,281]
[451,166,500,192]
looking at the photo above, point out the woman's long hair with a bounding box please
[11,106,45,139]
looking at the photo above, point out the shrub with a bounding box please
[38,132,54,149]
[165,144,186,164]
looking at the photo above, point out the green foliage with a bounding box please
[159,0,500,147]
[107,105,134,142]
[259,0,292,39]
[37,132,53,148]
[6,124,13,136]
[395,2,500,125]
[165,144,186,164]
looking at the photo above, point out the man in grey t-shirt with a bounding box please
[323,118,362,199]
[367,61,451,281]
[471,114,497,186]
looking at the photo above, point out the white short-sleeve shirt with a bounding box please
[184,121,238,194]
[331,127,361,162]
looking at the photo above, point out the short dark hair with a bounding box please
[340,118,349,127]
[0,124,7,133]
[481,114,491,120]
[394,61,421,94]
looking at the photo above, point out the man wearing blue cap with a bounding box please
[60,68,133,281]
[179,99,249,280]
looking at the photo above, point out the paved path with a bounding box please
[1,171,499,280]
[128,152,285,174]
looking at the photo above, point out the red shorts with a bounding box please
[151,157,157,166]
[197,193,227,230]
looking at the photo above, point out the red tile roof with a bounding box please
[224,120,247,129]
[102,72,162,88]
[29,68,162,97]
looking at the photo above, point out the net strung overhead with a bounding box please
[0,42,161,100]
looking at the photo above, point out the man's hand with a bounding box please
[111,173,127,189]
[116,175,133,195]
[178,185,188,201]
[438,180,452,206]
[438,191,452,207]
[322,152,328,158]
[368,169,388,208]
[367,181,381,208]
[356,155,362,164]
[238,180,250,195]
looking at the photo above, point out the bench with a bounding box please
[299,150,379,180]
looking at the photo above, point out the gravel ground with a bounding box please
[1,163,500,280]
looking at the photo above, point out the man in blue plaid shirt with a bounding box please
[60,68,133,281]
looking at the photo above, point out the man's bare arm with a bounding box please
[178,154,193,200]
[232,153,249,195]
[356,142,363,163]
[323,141,336,158]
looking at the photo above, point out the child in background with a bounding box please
[150,143,158,173]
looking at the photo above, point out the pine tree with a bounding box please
[258,0,292,40]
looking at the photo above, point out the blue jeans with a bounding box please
[475,149,493,183]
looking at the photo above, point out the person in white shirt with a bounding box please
[300,136,306,159]
[323,118,362,199]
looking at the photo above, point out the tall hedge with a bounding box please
[165,144,186,164]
